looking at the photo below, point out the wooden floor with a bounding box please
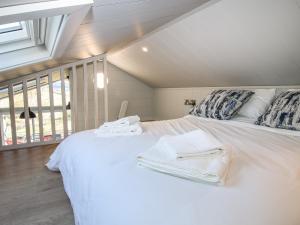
[0,144,74,225]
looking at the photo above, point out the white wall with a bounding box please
[108,64,154,122]
[75,62,154,132]
[154,86,300,120]
[73,63,105,131]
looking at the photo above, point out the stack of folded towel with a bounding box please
[95,115,143,137]
[137,130,232,185]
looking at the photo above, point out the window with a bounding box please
[40,75,53,141]
[0,0,93,71]
[0,86,12,146]
[51,70,72,139]
[0,21,29,45]
[52,71,64,140]
[27,79,40,142]
[13,83,26,144]
[63,69,72,135]
[0,19,48,54]
[0,16,65,64]
[0,22,22,33]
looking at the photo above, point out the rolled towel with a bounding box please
[156,130,223,159]
[204,150,232,184]
[137,144,232,185]
[95,123,143,137]
[102,115,140,128]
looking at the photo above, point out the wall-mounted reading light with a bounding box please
[184,99,196,106]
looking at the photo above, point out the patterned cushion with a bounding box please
[190,90,254,120]
[256,91,300,130]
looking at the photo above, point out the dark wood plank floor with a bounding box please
[0,144,74,225]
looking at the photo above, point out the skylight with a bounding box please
[0,21,29,45]
[0,22,22,33]
[0,0,93,72]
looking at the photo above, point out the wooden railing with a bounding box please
[0,54,108,151]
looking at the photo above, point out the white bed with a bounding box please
[47,115,300,225]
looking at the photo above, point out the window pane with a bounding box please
[40,75,50,106]
[0,86,12,146]
[54,111,63,140]
[67,110,72,135]
[13,83,24,108]
[0,21,29,45]
[42,112,52,142]
[27,79,39,142]
[52,70,61,82]
[63,68,72,134]
[13,83,26,144]
[64,69,71,106]
[52,71,62,107]
[2,114,12,146]
[0,86,10,108]
[27,79,38,107]
[0,22,21,32]
[30,112,40,142]
[40,75,53,141]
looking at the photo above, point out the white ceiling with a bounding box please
[108,0,300,87]
[0,0,209,82]
[0,0,54,7]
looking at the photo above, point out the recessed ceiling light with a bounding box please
[142,47,148,52]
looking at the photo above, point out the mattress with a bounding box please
[47,115,300,225]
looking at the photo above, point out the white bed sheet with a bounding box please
[47,116,300,225]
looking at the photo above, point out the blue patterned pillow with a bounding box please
[256,91,300,131]
[190,90,254,120]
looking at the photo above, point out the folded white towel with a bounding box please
[102,115,140,128]
[95,123,143,137]
[206,152,231,180]
[137,142,232,185]
[157,130,223,159]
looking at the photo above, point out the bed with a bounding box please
[47,115,300,225]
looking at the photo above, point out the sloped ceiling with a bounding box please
[0,0,209,82]
[0,0,54,7]
[108,0,300,87]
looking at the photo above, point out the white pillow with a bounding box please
[238,89,276,119]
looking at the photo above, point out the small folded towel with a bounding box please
[102,115,140,128]
[206,152,231,180]
[157,130,223,159]
[137,144,232,185]
[95,123,143,137]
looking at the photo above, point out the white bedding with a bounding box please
[47,115,300,225]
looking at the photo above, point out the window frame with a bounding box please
[0,0,93,72]
[0,22,23,34]
[0,21,30,45]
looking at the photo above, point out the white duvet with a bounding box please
[47,115,300,225]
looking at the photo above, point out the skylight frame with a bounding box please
[0,21,30,45]
[0,0,93,72]
[0,22,22,34]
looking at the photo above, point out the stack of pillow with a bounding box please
[190,88,300,131]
